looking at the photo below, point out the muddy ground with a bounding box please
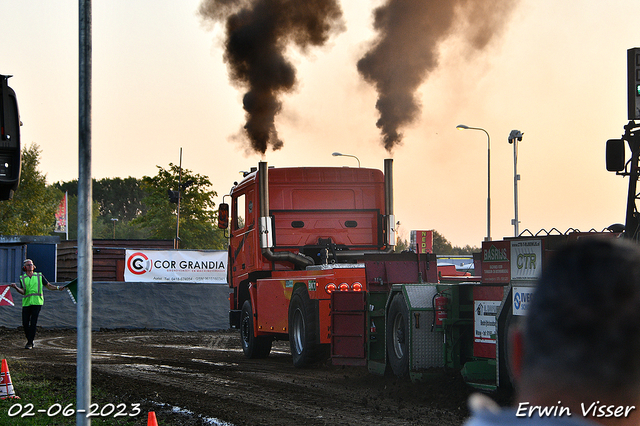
[0,328,485,425]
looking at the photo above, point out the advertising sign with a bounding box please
[513,285,535,316]
[481,240,510,284]
[510,239,542,281]
[411,230,433,254]
[473,286,504,358]
[124,250,227,283]
[54,192,68,234]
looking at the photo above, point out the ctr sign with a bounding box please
[510,239,542,281]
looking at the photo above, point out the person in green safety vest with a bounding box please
[10,259,63,349]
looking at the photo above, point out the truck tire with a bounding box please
[288,287,328,367]
[387,293,410,377]
[240,300,272,358]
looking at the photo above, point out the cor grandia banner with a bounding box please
[124,250,227,283]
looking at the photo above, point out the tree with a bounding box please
[133,163,226,249]
[432,230,478,255]
[0,144,61,235]
[393,227,477,254]
[93,177,148,221]
[58,194,110,240]
[394,237,409,252]
[55,177,149,239]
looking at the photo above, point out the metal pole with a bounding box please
[475,128,491,241]
[175,148,182,249]
[65,191,69,241]
[486,134,491,242]
[513,140,519,237]
[456,125,491,241]
[624,122,640,240]
[78,1,92,425]
[331,152,360,167]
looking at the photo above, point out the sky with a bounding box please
[1,0,638,248]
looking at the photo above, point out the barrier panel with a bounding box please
[0,282,229,331]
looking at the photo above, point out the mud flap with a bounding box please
[331,291,367,366]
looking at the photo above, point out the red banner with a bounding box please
[54,192,67,233]
[412,230,433,254]
[481,240,510,284]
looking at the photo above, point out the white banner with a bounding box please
[474,300,500,344]
[124,250,227,283]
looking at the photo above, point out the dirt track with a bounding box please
[1,328,476,425]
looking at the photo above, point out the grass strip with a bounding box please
[0,358,144,426]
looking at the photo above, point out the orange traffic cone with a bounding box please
[0,359,18,399]
[147,411,158,426]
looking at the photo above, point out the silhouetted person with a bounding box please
[465,237,640,425]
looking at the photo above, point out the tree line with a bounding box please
[0,144,477,253]
[0,144,226,250]
[395,230,478,255]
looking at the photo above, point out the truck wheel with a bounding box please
[387,293,410,377]
[288,287,327,367]
[240,300,272,358]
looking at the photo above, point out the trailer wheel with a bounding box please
[240,300,272,358]
[289,287,327,367]
[387,293,410,377]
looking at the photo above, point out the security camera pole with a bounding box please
[509,130,524,237]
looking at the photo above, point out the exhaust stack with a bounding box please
[258,161,273,249]
[384,158,396,248]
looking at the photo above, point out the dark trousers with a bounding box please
[22,305,42,344]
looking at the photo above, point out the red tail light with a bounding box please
[325,283,337,294]
[339,283,349,291]
[351,282,362,291]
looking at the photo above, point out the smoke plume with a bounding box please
[358,0,519,152]
[199,0,344,154]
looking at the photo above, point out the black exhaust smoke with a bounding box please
[358,0,519,153]
[199,0,344,155]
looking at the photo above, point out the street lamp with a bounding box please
[111,218,118,239]
[456,124,491,241]
[332,152,361,167]
[508,130,524,237]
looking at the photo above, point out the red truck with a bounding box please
[219,159,411,367]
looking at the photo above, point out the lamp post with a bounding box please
[456,124,491,241]
[508,130,524,237]
[332,152,361,167]
[175,147,183,249]
[110,218,118,239]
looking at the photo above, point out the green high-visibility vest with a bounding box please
[19,273,44,307]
